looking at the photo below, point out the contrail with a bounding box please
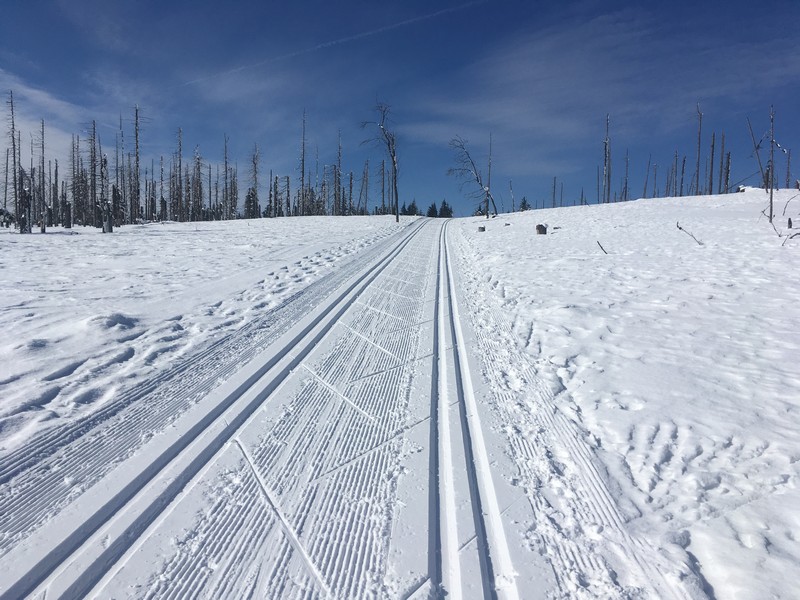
[183,0,487,86]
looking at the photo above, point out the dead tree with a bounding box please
[299,110,306,216]
[362,103,400,222]
[622,149,629,201]
[695,103,703,196]
[680,155,686,196]
[335,131,342,216]
[4,148,8,214]
[786,149,792,190]
[8,91,18,223]
[447,135,498,217]
[746,116,766,190]
[708,132,716,195]
[769,106,775,223]
[603,114,612,203]
[133,105,140,223]
[223,134,229,219]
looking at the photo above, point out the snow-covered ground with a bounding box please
[0,189,797,599]
[0,216,405,450]
[451,188,800,599]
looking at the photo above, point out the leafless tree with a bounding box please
[299,110,306,216]
[447,135,497,218]
[695,103,703,196]
[362,103,399,222]
[8,91,18,223]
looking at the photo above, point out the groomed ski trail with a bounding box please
[429,221,520,600]
[0,220,430,599]
[0,225,410,561]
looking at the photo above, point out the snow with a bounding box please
[0,216,405,451]
[0,190,798,599]
[450,189,800,598]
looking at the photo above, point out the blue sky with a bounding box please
[2,0,800,216]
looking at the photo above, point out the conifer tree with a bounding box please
[439,199,453,218]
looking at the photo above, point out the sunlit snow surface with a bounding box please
[0,191,798,599]
[0,216,406,450]
[451,189,800,599]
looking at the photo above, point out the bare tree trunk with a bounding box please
[769,106,774,222]
[695,103,703,196]
[724,152,731,193]
[134,105,140,223]
[603,114,612,203]
[786,148,792,189]
[652,163,658,198]
[223,134,229,220]
[90,121,97,226]
[718,133,726,194]
[623,149,629,201]
[334,131,342,216]
[380,159,385,215]
[643,154,651,199]
[3,148,8,213]
[486,132,492,218]
[348,171,353,215]
[680,155,686,196]
[708,132,716,195]
[285,175,290,217]
[673,151,679,197]
[300,109,306,216]
[8,91,18,224]
[363,160,369,214]
[39,120,46,230]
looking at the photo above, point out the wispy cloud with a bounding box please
[404,5,800,178]
[0,69,88,165]
[182,0,488,87]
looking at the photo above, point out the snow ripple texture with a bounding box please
[136,225,440,599]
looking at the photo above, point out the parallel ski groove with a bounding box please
[441,221,521,600]
[109,221,442,599]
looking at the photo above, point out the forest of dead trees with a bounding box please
[2,96,409,233]
[1,91,790,231]
[535,106,791,214]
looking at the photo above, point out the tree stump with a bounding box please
[536,224,547,234]
[478,226,486,232]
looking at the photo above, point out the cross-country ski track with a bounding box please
[0,218,706,599]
